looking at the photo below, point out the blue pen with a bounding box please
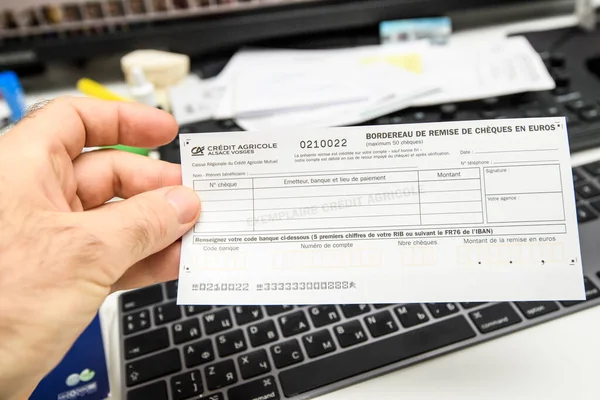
[0,71,26,123]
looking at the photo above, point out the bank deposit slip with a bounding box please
[177,117,585,305]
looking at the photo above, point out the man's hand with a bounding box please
[0,97,201,400]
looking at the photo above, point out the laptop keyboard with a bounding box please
[119,158,600,399]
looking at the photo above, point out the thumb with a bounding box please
[82,186,200,273]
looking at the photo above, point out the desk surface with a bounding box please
[7,9,600,400]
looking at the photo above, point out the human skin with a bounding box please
[0,97,201,400]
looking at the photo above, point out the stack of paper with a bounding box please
[169,35,555,130]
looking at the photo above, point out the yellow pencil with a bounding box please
[76,78,149,155]
[76,78,131,102]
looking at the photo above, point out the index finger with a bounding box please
[12,96,179,159]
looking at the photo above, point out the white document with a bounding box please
[231,58,367,118]
[177,117,584,305]
[412,36,555,106]
[214,43,438,125]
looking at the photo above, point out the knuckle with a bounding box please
[124,197,171,254]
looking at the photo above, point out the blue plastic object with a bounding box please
[29,314,111,400]
[0,70,26,122]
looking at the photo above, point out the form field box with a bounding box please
[254,171,418,188]
[486,192,565,223]
[419,168,480,181]
[254,192,420,211]
[197,189,254,201]
[200,210,254,223]
[484,165,562,194]
[419,179,481,193]
[253,203,420,222]
[200,199,254,213]
[421,201,483,214]
[255,214,421,231]
[421,212,483,225]
[195,220,253,233]
[254,181,419,199]
[194,178,253,191]
[420,189,481,203]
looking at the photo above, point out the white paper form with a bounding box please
[177,117,585,305]
[412,36,556,106]
[214,43,438,125]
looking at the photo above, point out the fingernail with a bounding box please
[166,187,200,224]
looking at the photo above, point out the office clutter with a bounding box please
[120,50,190,90]
[29,314,110,400]
[0,71,26,123]
[167,35,556,130]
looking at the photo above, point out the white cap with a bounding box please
[129,66,157,107]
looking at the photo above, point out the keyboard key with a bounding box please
[170,370,203,400]
[373,304,394,309]
[334,320,368,348]
[581,107,600,121]
[220,119,237,129]
[154,302,181,325]
[561,277,600,307]
[550,52,566,68]
[121,285,163,312]
[123,309,150,335]
[426,303,459,318]
[583,161,600,176]
[413,111,427,121]
[205,359,238,390]
[279,316,476,397]
[567,114,581,128]
[440,104,457,119]
[184,305,211,316]
[203,308,233,334]
[572,170,584,184]
[124,328,169,360]
[172,318,201,344]
[515,301,559,319]
[237,349,271,379]
[340,304,371,318]
[233,305,263,325]
[302,329,337,358]
[460,302,486,309]
[271,339,304,368]
[575,183,600,199]
[183,339,215,368]
[589,199,600,213]
[308,305,341,327]
[567,99,589,111]
[278,310,310,337]
[165,280,178,299]
[128,381,168,400]
[265,305,294,316]
[469,303,522,333]
[524,108,543,118]
[228,376,280,400]
[126,348,181,387]
[577,205,597,223]
[364,310,399,338]
[394,304,429,327]
[216,329,247,357]
[205,394,224,400]
[248,320,279,347]
[375,116,391,124]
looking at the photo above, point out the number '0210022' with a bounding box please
[300,139,347,149]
